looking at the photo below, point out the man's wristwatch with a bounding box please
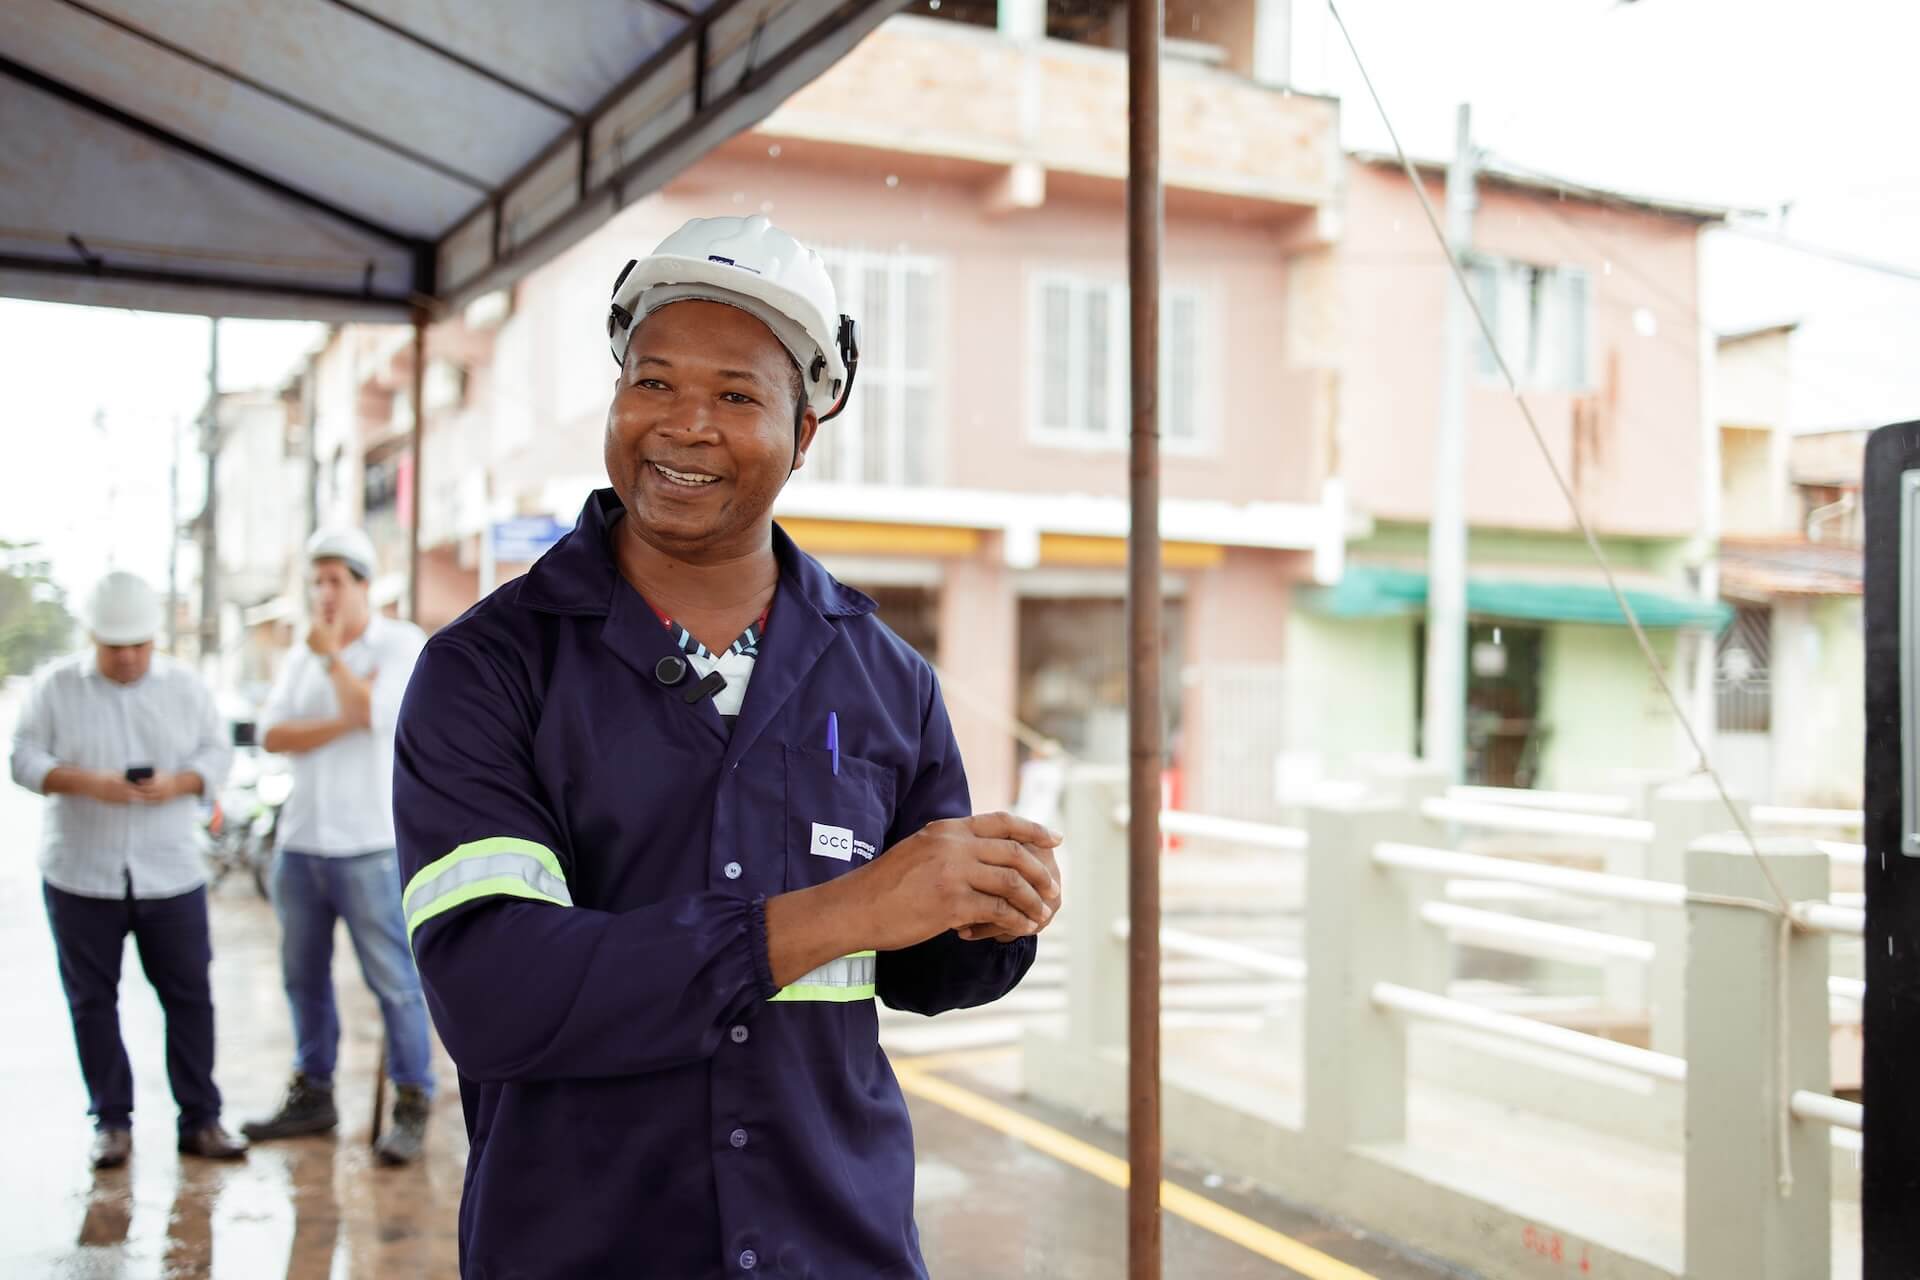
[320,653,336,672]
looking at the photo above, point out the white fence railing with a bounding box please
[1447,784,1635,816]
[1793,1089,1864,1133]
[1794,900,1867,936]
[1754,805,1864,831]
[1154,808,1308,851]
[1033,767,1858,1280]
[1110,919,1307,981]
[1420,795,1656,844]
[1370,980,1689,1082]
[1819,839,1868,866]
[1419,900,1657,964]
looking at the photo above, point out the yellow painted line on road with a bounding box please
[894,1061,1380,1280]
[894,1046,1020,1076]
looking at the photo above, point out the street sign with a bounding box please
[491,516,567,564]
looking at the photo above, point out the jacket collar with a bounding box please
[517,487,877,622]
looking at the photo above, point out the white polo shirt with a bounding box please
[9,651,233,899]
[259,613,425,856]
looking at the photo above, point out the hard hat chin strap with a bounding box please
[795,315,860,474]
[814,315,860,424]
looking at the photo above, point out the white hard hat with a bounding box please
[606,215,861,421]
[306,527,377,581]
[84,570,161,646]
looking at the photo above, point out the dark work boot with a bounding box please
[90,1127,132,1170]
[373,1085,430,1167]
[177,1123,248,1161]
[241,1074,338,1141]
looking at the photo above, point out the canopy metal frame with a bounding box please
[0,0,899,320]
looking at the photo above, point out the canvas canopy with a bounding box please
[0,0,900,321]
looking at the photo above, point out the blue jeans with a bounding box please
[271,848,434,1093]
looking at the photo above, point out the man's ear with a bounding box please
[791,408,821,472]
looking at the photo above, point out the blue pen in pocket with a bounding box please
[827,711,840,777]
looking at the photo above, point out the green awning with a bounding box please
[1303,564,1732,630]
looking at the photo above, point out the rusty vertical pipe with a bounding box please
[407,310,427,623]
[1126,0,1163,1275]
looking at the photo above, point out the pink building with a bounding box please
[1290,157,1729,797]
[303,11,1732,811]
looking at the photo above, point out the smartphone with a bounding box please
[125,766,155,784]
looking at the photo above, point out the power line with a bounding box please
[1705,225,1920,285]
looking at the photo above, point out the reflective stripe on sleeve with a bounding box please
[403,837,571,940]
[769,950,877,1003]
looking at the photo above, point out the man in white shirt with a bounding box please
[243,528,434,1165]
[9,571,247,1169]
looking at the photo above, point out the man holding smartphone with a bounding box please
[244,528,435,1165]
[9,570,246,1168]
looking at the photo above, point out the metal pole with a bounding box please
[304,343,322,541]
[1126,0,1164,1275]
[167,414,180,654]
[478,476,498,599]
[198,318,221,671]
[407,311,427,623]
[371,1036,388,1147]
[1421,104,1474,782]
[1690,225,1720,766]
[96,410,116,565]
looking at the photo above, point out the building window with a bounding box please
[1032,275,1208,450]
[802,250,940,487]
[1715,604,1772,734]
[363,443,404,516]
[1469,257,1590,391]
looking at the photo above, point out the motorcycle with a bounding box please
[202,748,289,899]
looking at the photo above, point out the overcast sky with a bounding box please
[2,0,1914,600]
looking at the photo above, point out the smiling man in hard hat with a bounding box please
[393,214,1064,1278]
[9,570,246,1168]
[244,528,436,1165]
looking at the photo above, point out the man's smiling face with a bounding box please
[605,300,818,563]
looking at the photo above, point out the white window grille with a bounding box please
[1470,257,1591,391]
[1032,274,1210,450]
[802,249,941,487]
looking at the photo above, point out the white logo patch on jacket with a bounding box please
[811,822,855,861]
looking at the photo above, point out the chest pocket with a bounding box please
[783,744,895,893]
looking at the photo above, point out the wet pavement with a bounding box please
[0,762,468,1279]
[1,692,1447,1279]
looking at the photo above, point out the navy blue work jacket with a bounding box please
[393,489,1035,1279]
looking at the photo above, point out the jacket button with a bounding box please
[730,1128,748,1149]
[731,1025,749,1044]
[723,861,742,880]
[739,1250,758,1271]
[655,655,688,686]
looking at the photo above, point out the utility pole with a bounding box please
[94,409,116,565]
[1421,104,1475,783]
[1691,226,1720,766]
[197,319,220,670]
[304,345,321,541]
[167,414,181,654]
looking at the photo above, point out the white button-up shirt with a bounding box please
[259,613,425,856]
[10,651,233,900]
